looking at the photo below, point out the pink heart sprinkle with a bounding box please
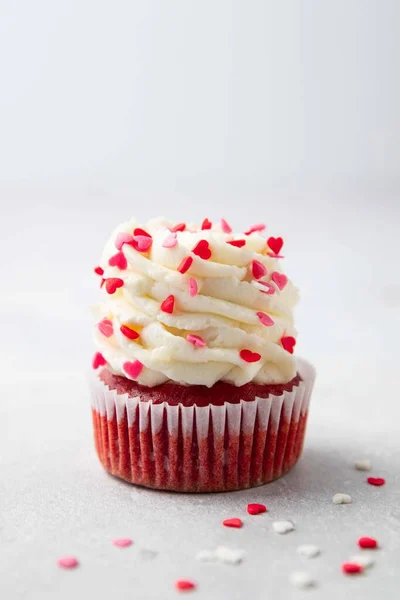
[188,278,198,297]
[108,251,127,270]
[97,318,113,337]
[187,334,206,348]
[221,218,232,233]
[115,232,134,251]
[92,352,106,369]
[57,557,79,569]
[251,260,268,280]
[175,580,196,591]
[133,235,152,252]
[123,360,144,379]
[271,271,288,290]
[162,232,178,248]
[244,223,266,235]
[257,281,275,295]
[256,312,274,327]
[113,538,133,548]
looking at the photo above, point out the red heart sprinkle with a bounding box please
[133,227,151,238]
[120,325,140,340]
[281,336,296,354]
[162,232,178,248]
[267,236,284,255]
[221,218,232,233]
[358,537,378,549]
[105,278,124,294]
[113,538,133,548]
[227,239,246,248]
[94,266,104,276]
[201,218,212,230]
[244,223,266,235]
[92,352,106,369]
[222,518,243,528]
[177,256,193,274]
[367,477,385,486]
[256,312,274,327]
[247,503,267,515]
[57,557,79,569]
[251,260,268,280]
[160,295,175,314]
[97,318,113,338]
[175,580,196,591]
[188,278,198,297]
[115,232,135,251]
[187,334,206,348]
[257,281,275,295]
[123,360,144,379]
[240,349,261,363]
[170,222,186,233]
[342,563,364,575]
[108,251,127,270]
[132,235,152,253]
[192,239,211,260]
[271,271,288,290]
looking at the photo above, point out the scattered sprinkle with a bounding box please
[120,325,140,340]
[239,349,261,363]
[175,579,196,591]
[332,493,352,505]
[254,281,275,295]
[201,218,212,230]
[222,518,243,529]
[244,223,266,235]
[221,218,232,233]
[97,318,113,338]
[177,256,193,274]
[271,271,288,290]
[349,554,374,568]
[92,352,106,369]
[367,477,385,486]
[105,277,124,294]
[94,266,104,276]
[358,537,378,549]
[192,239,211,260]
[115,232,134,250]
[289,571,316,589]
[247,503,267,515]
[132,235,152,253]
[297,545,321,558]
[196,546,244,565]
[162,232,178,248]
[281,336,296,354]
[113,538,133,548]
[188,278,198,297]
[160,295,175,314]
[57,557,79,569]
[273,521,295,534]
[354,459,372,471]
[227,239,246,248]
[267,236,284,256]
[123,360,144,380]
[170,223,186,233]
[108,251,128,270]
[100,278,105,288]
[187,334,206,348]
[256,312,274,327]
[342,562,364,575]
[133,227,151,238]
[251,260,268,280]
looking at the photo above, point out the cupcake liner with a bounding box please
[90,358,315,492]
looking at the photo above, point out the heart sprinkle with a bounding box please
[332,493,352,504]
[57,557,79,569]
[256,281,276,295]
[132,235,152,253]
[92,352,106,369]
[201,218,212,230]
[105,278,124,294]
[297,545,321,558]
[192,239,212,260]
[177,256,193,274]
[271,271,288,290]
[115,232,135,251]
[256,312,274,327]
[247,503,267,515]
[244,223,266,235]
[251,260,268,280]
[342,563,364,575]
[273,521,295,534]
[358,537,378,549]
[289,571,316,589]
[227,239,246,248]
[187,334,206,348]
[175,580,196,591]
[170,222,186,233]
[123,360,144,379]
[120,325,140,340]
[240,349,261,363]
[94,266,104,276]
[367,477,385,486]
[267,236,284,255]
[133,227,151,238]
[97,318,113,338]
[354,459,372,471]
[160,295,175,314]
[113,538,133,548]
[222,518,243,528]
[162,232,178,248]
[108,251,127,270]
[281,336,296,354]
[221,218,232,233]
[188,278,198,297]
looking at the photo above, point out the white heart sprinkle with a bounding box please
[297,544,321,558]
[332,493,352,504]
[290,571,316,588]
[273,520,295,534]
[349,554,374,568]
[354,459,372,471]
[196,546,244,565]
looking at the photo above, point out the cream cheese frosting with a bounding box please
[92,217,299,387]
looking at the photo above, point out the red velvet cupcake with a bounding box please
[90,217,315,492]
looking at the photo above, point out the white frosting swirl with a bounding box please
[93,217,299,387]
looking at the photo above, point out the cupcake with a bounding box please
[90,217,315,492]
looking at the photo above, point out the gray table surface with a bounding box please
[1,193,400,599]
